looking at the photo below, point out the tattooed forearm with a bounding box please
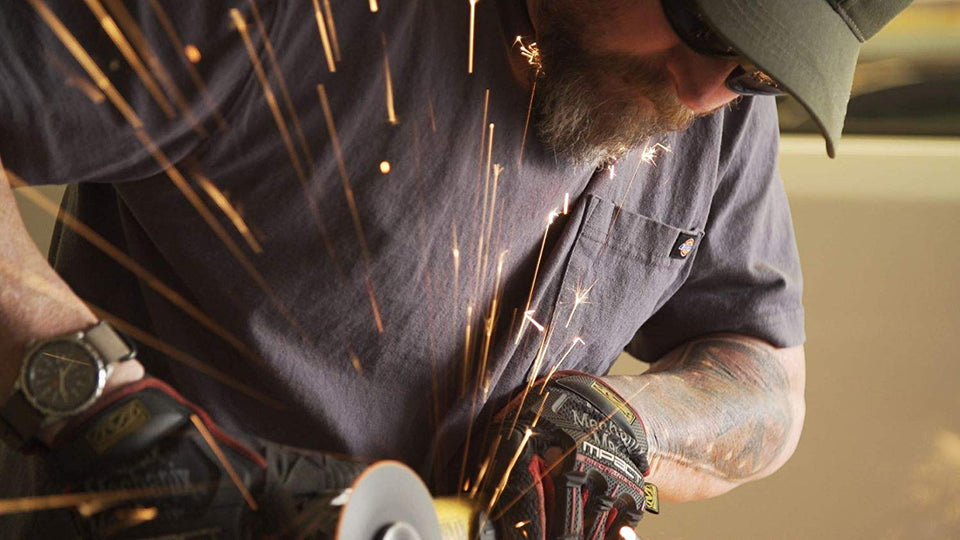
[604,334,805,500]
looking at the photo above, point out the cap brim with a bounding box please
[695,0,862,158]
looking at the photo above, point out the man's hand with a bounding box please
[50,378,367,538]
[483,371,653,540]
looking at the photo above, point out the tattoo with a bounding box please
[632,336,794,482]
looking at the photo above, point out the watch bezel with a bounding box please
[18,332,109,418]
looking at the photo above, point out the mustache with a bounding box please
[532,29,696,166]
[579,53,696,131]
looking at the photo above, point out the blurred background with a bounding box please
[10,0,959,538]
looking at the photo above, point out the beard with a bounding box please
[533,2,696,168]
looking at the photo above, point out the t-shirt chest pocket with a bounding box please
[543,194,703,373]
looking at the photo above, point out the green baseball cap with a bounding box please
[695,0,913,157]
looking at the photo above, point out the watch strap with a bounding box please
[84,321,136,366]
[0,391,45,452]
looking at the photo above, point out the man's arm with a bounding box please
[603,333,805,501]
[0,162,142,415]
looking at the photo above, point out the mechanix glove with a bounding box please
[483,371,657,540]
[49,378,367,538]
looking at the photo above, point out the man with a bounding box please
[0,0,909,537]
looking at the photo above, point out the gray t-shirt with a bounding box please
[1,0,803,485]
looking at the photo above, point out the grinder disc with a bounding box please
[335,460,442,540]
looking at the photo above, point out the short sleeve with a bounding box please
[628,96,805,361]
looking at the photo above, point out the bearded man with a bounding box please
[0,0,910,537]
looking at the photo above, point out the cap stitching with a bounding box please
[831,0,866,41]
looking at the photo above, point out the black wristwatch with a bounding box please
[0,321,136,452]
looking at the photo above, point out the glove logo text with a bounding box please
[85,398,151,455]
[571,408,643,455]
[581,440,641,482]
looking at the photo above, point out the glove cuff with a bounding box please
[51,377,265,480]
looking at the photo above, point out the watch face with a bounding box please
[23,339,103,415]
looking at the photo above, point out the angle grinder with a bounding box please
[326,461,495,540]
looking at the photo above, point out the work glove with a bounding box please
[49,378,367,538]
[482,371,657,540]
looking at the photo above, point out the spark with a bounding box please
[381,34,399,125]
[507,324,552,435]
[515,36,540,166]
[348,347,364,375]
[458,250,505,500]
[461,304,475,395]
[620,526,638,540]
[379,160,391,174]
[547,208,560,225]
[515,208,557,344]
[640,146,657,164]
[515,36,541,70]
[190,415,259,510]
[486,428,533,515]
[317,84,384,332]
[26,1,312,343]
[67,77,105,102]
[640,141,671,166]
[249,0,317,174]
[563,192,569,215]
[82,0,176,118]
[428,97,438,132]
[522,310,544,333]
[472,123,496,302]
[322,0,342,61]
[43,49,106,103]
[599,155,645,258]
[0,486,206,517]
[481,164,504,285]
[565,278,598,327]
[317,84,371,263]
[365,278,385,333]
[455,302,475,488]
[540,337,585,393]
[99,506,158,536]
[184,44,201,63]
[458,249,509,492]
[195,172,263,254]
[469,452,493,499]
[467,0,478,73]
[100,0,207,137]
[515,520,530,529]
[311,0,337,72]
[530,390,550,428]
[147,0,228,131]
[474,89,490,213]
[369,0,379,12]
[452,220,461,316]
[480,249,509,401]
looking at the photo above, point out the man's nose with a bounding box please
[668,51,740,113]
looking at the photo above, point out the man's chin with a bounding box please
[544,139,633,169]
[536,114,665,169]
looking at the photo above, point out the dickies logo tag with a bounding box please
[670,233,697,260]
